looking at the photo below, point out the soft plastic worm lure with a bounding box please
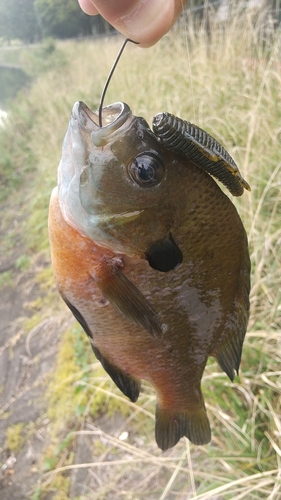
[97,37,250,197]
[153,112,251,197]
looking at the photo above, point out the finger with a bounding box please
[78,0,99,15]
[78,0,187,47]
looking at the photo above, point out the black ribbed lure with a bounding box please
[153,112,250,196]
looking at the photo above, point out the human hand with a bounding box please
[78,0,187,47]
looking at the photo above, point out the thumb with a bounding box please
[78,0,186,47]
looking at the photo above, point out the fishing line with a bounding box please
[98,38,139,128]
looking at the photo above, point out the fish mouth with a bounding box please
[72,101,132,147]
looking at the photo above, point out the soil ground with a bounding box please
[0,199,64,499]
[0,200,148,500]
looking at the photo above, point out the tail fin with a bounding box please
[155,405,211,451]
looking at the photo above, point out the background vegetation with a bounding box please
[0,0,114,43]
[0,2,281,499]
[0,1,281,44]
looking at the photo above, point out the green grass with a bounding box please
[1,3,281,498]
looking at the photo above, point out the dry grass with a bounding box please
[1,3,281,499]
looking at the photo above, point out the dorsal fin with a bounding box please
[215,332,244,381]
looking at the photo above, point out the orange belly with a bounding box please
[48,187,205,412]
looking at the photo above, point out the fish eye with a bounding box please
[128,153,164,188]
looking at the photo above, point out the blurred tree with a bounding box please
[0,0,114,43]
[0,0,41,44]
[34,0,93,38]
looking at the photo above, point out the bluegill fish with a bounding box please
[48,101,250,450]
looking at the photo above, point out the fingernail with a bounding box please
[119,0,173,46]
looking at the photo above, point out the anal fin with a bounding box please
[62,296,93,339]
[155,405,211,451]
[92,345,141,403]
[61,296,141,402]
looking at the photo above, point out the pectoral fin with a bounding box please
[62,297,141,402]
[146,234,183,272]
[92,260,162,337]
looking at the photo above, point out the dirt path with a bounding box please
[0,200,65,499]
[0,202,134,500]
[0,199,169,500]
